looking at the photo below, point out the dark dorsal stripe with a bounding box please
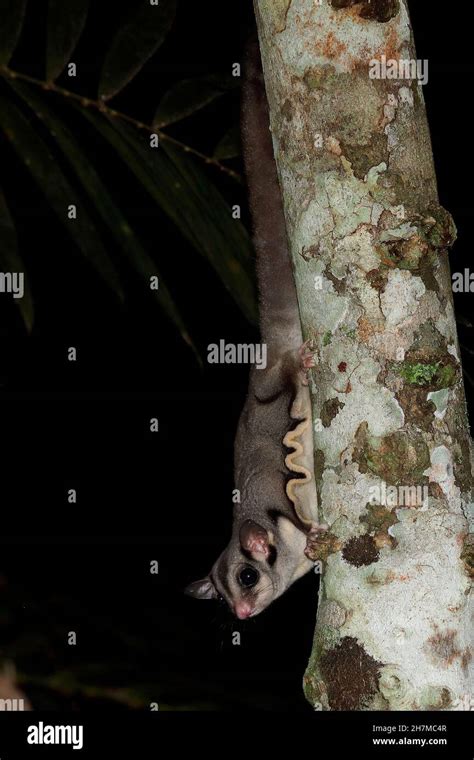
[216,558,232,598]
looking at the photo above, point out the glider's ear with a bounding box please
[184,577,217,600]
[239,519,270,560]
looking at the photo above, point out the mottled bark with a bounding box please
[255,0,473,710]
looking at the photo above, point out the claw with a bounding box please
[307,520,328,536]
[304,523,341,563]
[299,340,316,385]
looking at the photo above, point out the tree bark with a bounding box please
[254,0,473,710]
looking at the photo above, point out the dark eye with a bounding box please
[238,566,259,588]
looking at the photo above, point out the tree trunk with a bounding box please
[254,0,473,711]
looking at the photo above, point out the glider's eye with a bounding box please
[238,566,259,588]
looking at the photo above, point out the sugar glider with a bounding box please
[186,37,324,618]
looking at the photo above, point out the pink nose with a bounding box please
[235,601,252,619]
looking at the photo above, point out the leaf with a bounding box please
[0,96,124,300]
[214,125,241,160]
[160,140,257,321]
[9,80,196,356]
[153,74,238,129]
[77,109,257,323]
[99,0,177,101]
[0,0,27,66]
[46,0,90,82]
[0,189,34,331]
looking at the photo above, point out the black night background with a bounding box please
[0,0,472,715]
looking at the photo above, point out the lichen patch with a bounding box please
[321,397,345,427]
[320,636,382,710]
[342,534,380,565]
[329,0,400,24]
[426,628,470,670]
[353,422,430,486]
[381,269,425,328]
